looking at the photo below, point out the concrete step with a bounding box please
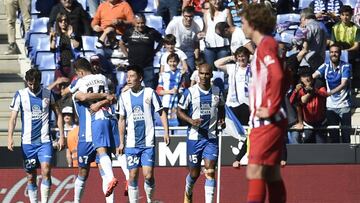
[0,0,5,16]
[0,117,21,131]
[0,133,22,147]
[0,59,21,74]
[0,76,24,93]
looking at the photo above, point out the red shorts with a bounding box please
[248,119,287,166]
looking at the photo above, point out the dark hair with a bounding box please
[55,12,69,34]
[183,6,195,14]
[240,4,276,35]
[234,46,251,58]
[195,56,206,66]
[329,42,343,51]
[73,57,93,73]
[209,0,225,21]
[127,65,144,78]
[134,13,146,21]
[297,66,313,77]
[163,34,176,45]
[25,69,42,82]
[215,22,230,37]
[339,5,353,15]
[167,53,180,63]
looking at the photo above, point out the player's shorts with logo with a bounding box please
[187,137,218,168]
[22,142,53,172]
[125,147,155,169]
[77,141,97,168]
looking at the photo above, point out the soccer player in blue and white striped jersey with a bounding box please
[70,58,119,202]
[8,69,65,203]
[177,63,225,203]
[116,65,170,203]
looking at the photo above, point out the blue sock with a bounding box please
[185,174,197,195]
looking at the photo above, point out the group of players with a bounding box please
[8,4,287,203]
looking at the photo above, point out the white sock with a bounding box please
[41,179,51,203]
[128,185,139,203]
[204,179,216,203]
[74,176,86,203]
[118,154,130,180]
[27,183,38,203]
[99,153,114,180]
[144,179,155,203]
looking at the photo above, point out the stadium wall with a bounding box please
[0,166,359,203]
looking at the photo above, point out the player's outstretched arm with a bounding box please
[7,111,18,151]
[52,102,65,151]
[159,109,170,145]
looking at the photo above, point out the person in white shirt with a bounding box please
[165,6,202,73]
[160,34,189,73]
[215,21,254,54]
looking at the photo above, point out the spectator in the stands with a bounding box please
[297,8,327,70]
[160,34,189,74]
[182,0,205,16]
[200,0,233,69]
[48,0,92,37]
[50,12,80,94]
[331,5,360,79]
[4,0,31,55]
[290,67,328,143]
[313,43,352,143]
[156,53,182,125]
[214,46,251,125]
[35,0,57,18]
[157,0,182,26]
[165,6,201,73]
[119,13,163,88]
[59,106,77,167]
[91,0,134,48]
[309,0,343,31]
[215,22,254,54]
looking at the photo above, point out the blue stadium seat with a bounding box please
[298,0,313,9]
[343,0,357,8]
[36,52,56,71]
[144,0,157,12]
[30,0,40,15]
[81,51,97,61]
[277,13,301,24]
[30,35,51,61]
[29,17,49,33]
[145,14,164,34]
[325,50,349,63]
[82,36,98,52]
[40,69,55,88]
[77,0,88,11]
[27,33,48,57]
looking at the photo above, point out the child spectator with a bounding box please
[156,53,183,126]
[160,34,189,74]
[190,57,206,86]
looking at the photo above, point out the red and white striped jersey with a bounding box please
[249,36,287,128]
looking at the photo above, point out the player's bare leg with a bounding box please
[142,166,155,203]
[26,170,38,203]
[40,162,52,203]
[204,159,216,203]
[128,168,140,203]
[184,167,201,203]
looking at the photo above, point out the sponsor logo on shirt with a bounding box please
[32,105,42,120]
[133,106,145,121]
[263,55,275,66]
